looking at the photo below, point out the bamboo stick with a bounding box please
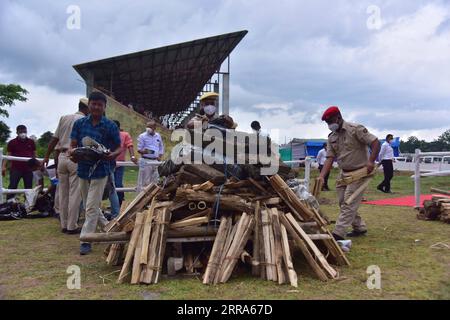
[280,223,298,287]
[252,201,261,276]
[270,208,286,284]
[285,213,338,279]
[279,213,328,281]
[203,216,231,284]
[261,209,274,281]
[140,198,157,265]
[154,208,171,284]
[117,212,145,284]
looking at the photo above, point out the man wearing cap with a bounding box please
[137,120,164,192]
[319,106,380,240]
[187,92,220,129]
[44,98,89,234]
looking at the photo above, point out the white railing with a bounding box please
[0,148,163,203]
[284,157,313,190]
[0,148,313,203]
[412,149,450,208]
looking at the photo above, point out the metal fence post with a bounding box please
[305,157,311,191]
[414,149,421,209]
[0,148,3,204]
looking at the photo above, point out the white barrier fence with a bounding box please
[0,148,308,204]
[0,148,163,204]
[412,149,450,208]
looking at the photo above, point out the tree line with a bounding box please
[400,130,450,153]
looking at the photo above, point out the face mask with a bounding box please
[147,128,154,135]
[204,105,216,116]
[328,123,339,132]
[18,133,27,139]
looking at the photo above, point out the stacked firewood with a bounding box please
[418,194,450,224]
[82,163,350,287]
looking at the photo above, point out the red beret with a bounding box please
[322,106,341,121]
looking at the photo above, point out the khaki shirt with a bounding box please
[326,121,377,172]
[54,112,85,151]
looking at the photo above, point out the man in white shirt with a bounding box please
[316,143,330,191]
[137,120,164,191]
[377,134,395,193]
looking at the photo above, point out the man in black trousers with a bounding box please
[377,134,395,193]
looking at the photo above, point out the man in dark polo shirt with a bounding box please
[69,91,121,255]
[2,125,36,199]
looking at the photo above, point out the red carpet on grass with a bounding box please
[363,194,448,207]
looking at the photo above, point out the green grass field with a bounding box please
[0,169,449,300]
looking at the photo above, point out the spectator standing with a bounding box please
[137,120,164,192]
[2,125,36,199]
[377,134,395,193]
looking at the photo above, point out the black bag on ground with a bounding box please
[0,201,27,221]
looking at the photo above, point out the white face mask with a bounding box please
[146,128,154,135]
[204,105,216,116]
[328,123,339,132]
[18,133,27,139]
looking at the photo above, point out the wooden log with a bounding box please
[280,223,298,287]
[175,188,253,213]
[117,212,145,283]
[106,243,123,266]
[107,184,160,232]
[344,176,372,205]
[176,208,212,223]
[81,232,130,243]
[193,181,215,192]
[267,209,277,283]
[259,207,267,280]
[183,164,226,185]
[170,216,210,229]
[140,198,157,265]
[431,188,450,196]
[261,197,281,205]
[177,168,206,185]
[219,213,255,283]
[269,175,327,226]
[311,177,323,198]
[252,201,261,276]
[168,226,218,238]
[270,208,286,284]
[285,213,338,279]
[249,178,270,195]
[261,209,275,281]
[141,208,164,284]
[154,208,171,284]
[131,215,146,284]
[214,217,239,284]
[278,213,329,281]
[203,216,232,284]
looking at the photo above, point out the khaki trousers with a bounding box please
[57,153,81,231]
[333,174,368,238]
[79,176,108,244]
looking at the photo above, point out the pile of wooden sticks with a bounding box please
[82,163,350,287]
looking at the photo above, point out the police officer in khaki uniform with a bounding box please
[319,106,380,240]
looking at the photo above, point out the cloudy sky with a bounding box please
[0,0,449,143]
